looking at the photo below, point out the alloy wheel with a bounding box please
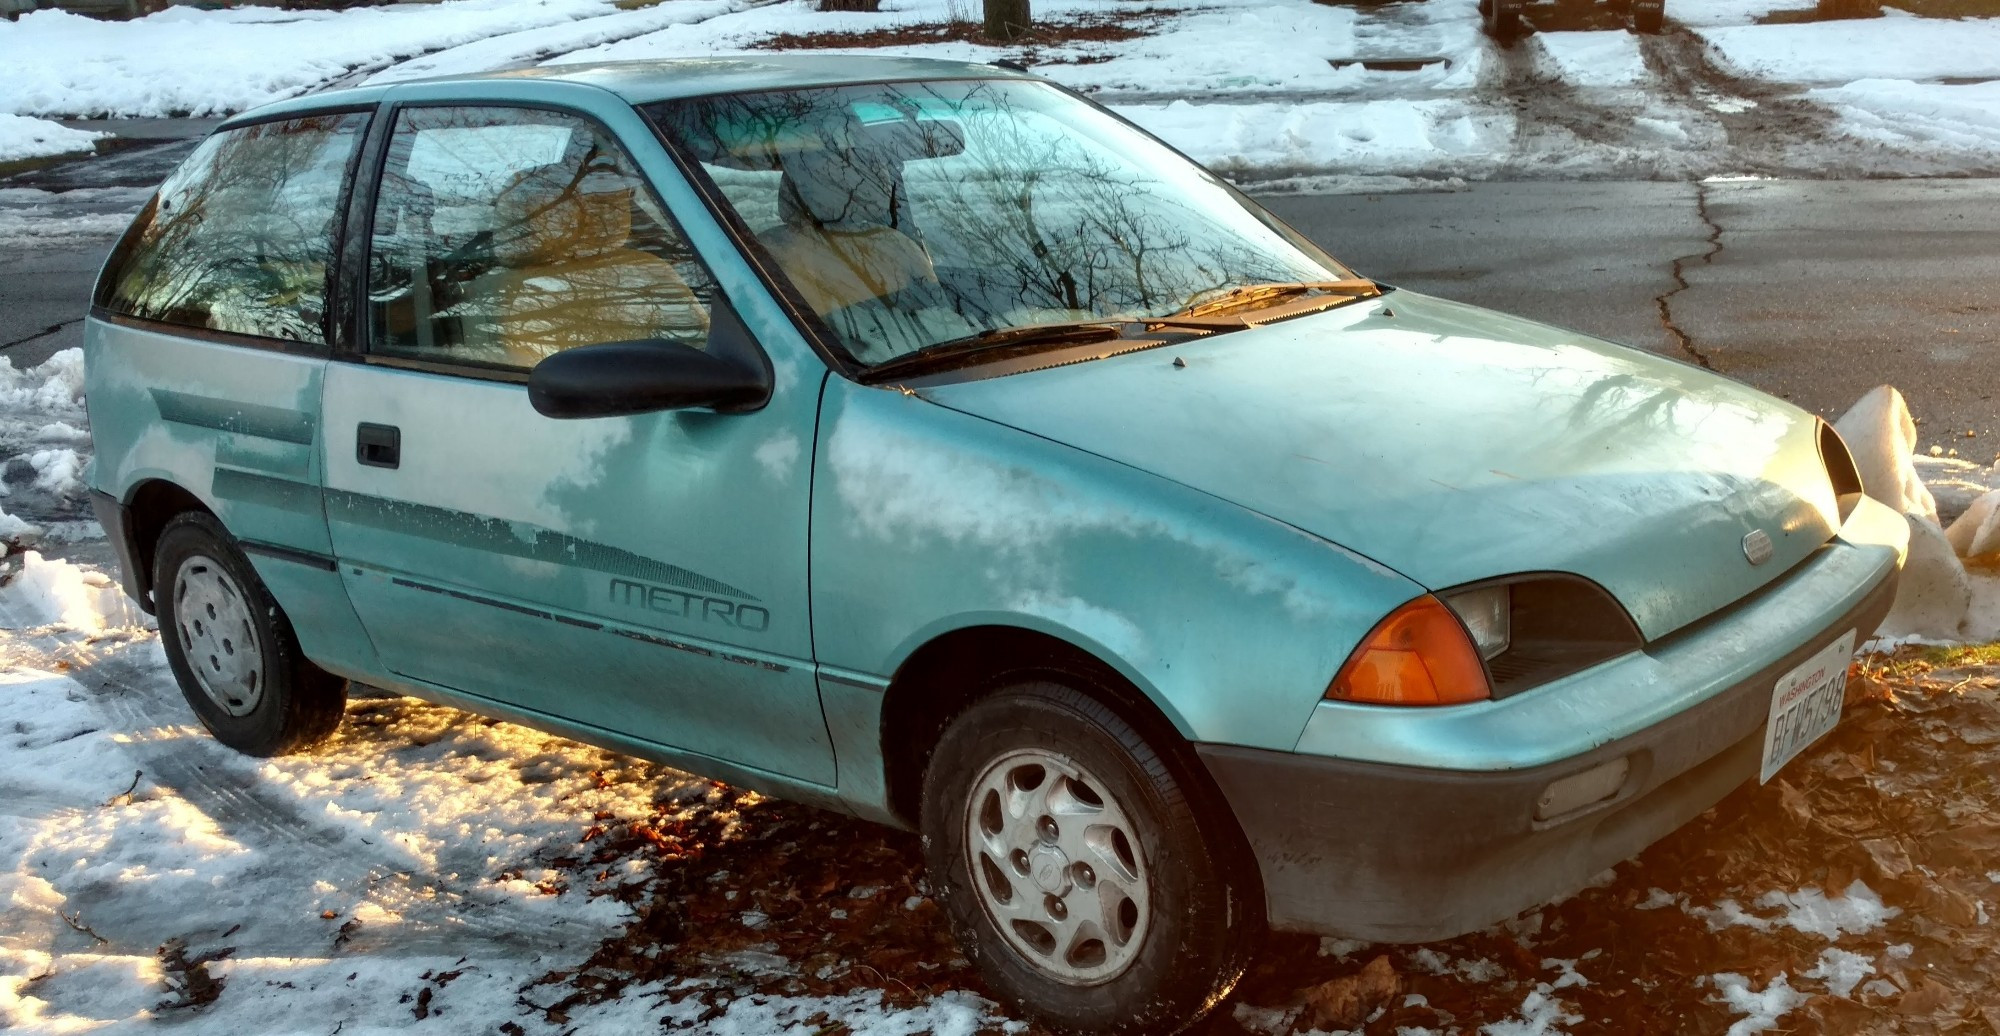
[963,747,1152,985]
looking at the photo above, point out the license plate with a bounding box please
[1759,630,1856,784]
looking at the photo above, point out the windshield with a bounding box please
[647,79,1356,369]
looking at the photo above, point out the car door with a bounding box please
[321,100,833,784]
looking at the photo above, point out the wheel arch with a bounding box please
[118,477,217,610]
[878,621,1197,829]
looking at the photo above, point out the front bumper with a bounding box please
[1198,540,1899,943]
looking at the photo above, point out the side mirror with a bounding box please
[527,340,771,419]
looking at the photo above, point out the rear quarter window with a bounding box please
[95,111,369,347]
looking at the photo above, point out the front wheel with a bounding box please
[154,511,347,756]
[920,681,1258,1036]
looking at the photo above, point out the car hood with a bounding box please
[921,291,1842,641]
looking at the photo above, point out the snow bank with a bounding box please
[1120,98,1510,181]
[0,0,645,118]
[0,113,103,164]
[366,0,746,85]
[1810,79,2000,159]
[1538,31,1649,88]
[1699,17,2000,86]
[0,550,146,632]
[1668,0,1819,27]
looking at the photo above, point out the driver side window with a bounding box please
[367,106,716,371]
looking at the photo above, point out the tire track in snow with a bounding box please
[34,637,624,962]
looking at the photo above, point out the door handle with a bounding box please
[356,423,401,469]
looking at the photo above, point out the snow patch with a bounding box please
[1699,19,2000,87]
[0,1,663,118]
[1479,987,1582,1036]
[0,113,104,164]
[0,551,147,632]
[1688,880,1899,940]
[1706,972,1806,1036]
[1538,32,1649,88]
[1804,947,1874,999]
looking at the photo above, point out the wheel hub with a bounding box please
[1029,845,1072,895]
[964,747,1151,986]
[172,554,265,718]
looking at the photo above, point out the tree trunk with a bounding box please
[983,0,1031,40]
[817,0,881,11]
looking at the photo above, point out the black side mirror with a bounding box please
[527,340,771,419]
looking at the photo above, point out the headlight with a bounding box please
[1443,585,1511,660]
[1327,578,1643,706]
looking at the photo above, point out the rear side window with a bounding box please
[96,111,369,346]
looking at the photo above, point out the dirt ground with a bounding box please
[498,647,2000,1035]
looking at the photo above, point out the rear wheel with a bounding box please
[921,680,1258,1035]
[154,512,346,756]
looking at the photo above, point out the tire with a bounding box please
[153,511,346,756]
[920,680,1258,1036]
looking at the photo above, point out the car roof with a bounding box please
[222,55,1034,126]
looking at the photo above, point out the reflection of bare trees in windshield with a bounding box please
[100,113,367,344]
[651,80,1345,366]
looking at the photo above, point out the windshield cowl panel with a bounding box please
[647,79,1355,374]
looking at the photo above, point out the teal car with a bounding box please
[83,57,1906,1035]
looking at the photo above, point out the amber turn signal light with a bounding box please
[1326,594,1493,706]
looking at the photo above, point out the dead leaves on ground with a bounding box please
[522,653,2000,1035]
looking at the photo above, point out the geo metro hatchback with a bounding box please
[83,56,1908,1035]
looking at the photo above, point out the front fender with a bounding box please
[809,378,1422,751]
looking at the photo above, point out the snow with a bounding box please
[1811,79,2000,159]
[0,0,663,118]
[0,188,148,246]
[0,114,103,165]
[1803,947,1874,999]
[1688,880,1900,940]
[1699,17,2000,87]
[0,579,1009,1034]
[1122,99,1510,182]
[366,0,748,85]
[0,551,147,632]
[1705,972,1805,1036]
[1667,0,1819,27]
[1478,987,1582,1036]
[1537,31,1649,88]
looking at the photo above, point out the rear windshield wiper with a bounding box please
[1164,278,1382,321]
[863,319,1139,380]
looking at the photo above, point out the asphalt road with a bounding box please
[1264,179,2000,441]
[4,148,1997,439]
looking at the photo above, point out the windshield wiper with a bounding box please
[1167,278,1381,321]
[864,319,1137,381]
